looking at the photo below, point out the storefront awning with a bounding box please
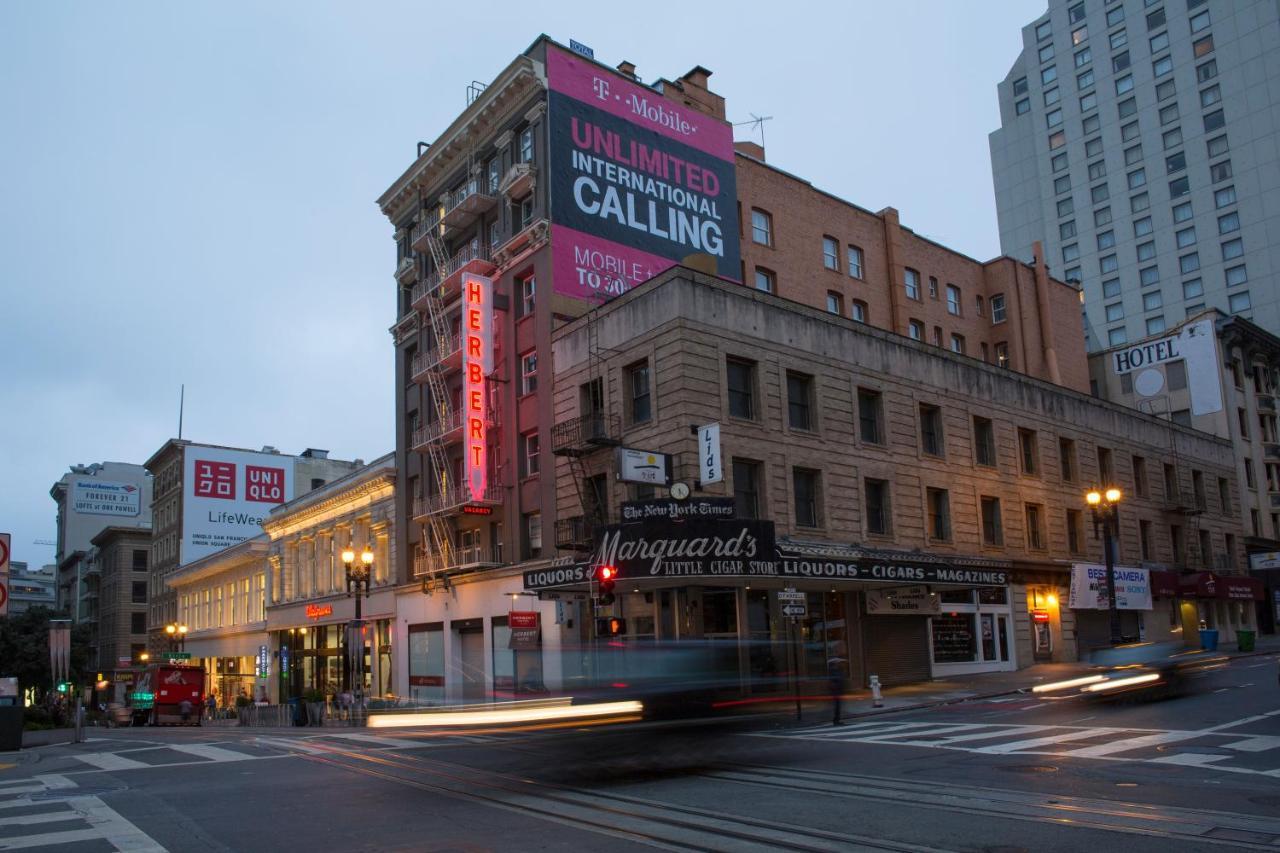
[1150,570,1181,598]
[1177,572,1264,601]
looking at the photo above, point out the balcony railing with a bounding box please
[1265,442,1280,461]
[551,413,621,457]
[413,543,503,577]
[554,515,595,551]
[498,162,534,198]
[441,179,497,239]
[395,256,418,284]
[409,217,440,254]
[410,335,463,381]
[1258,394,1276,413]
[411,411,465,449]
[413,483,503,518]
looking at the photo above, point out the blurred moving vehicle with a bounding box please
[1032,641,1228,700]
[129,664,206,726]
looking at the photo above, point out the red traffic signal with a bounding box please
[596,564,617,593]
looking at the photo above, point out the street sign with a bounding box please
[777,589,805,603]
[161,652,191,660]
[781,603,807,618]
[0,532,10,617]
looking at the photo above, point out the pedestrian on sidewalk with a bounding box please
[828,656,845,725]
[205,692,217,721]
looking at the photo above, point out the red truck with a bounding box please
[129,664,206,726]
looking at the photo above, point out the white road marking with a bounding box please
[0,811,83,828]
[0,776,167,852]
[1203,708,1280,732]
[0,827,106,849]
[71,752,152,771]
[972,727,1116,754]
[257,736,329,754]
[1059,730,1205,758]
[1219,735,1280,752]
[1148,753,1229,767]
[68,794,167,852]
[321,732,431,749]
[166,743,256,763]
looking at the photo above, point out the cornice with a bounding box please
[263,473,395,539]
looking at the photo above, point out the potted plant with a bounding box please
[303,688,326,725]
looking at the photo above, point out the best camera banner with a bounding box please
[1067,563,1153,610]
[546,44,740,301]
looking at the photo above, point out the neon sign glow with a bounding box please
[463,273,493,503]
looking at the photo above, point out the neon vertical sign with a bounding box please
[463,273,493,503]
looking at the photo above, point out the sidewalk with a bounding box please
[832,634,1280,722]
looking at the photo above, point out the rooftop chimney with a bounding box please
[617,60,636,80]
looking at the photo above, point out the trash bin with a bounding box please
[288,697,305,727]
[1199,628,1220,651]
[1237,629,1256,652]
[0,707,22,751]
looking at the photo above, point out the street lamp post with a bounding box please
[340,544,374,702]
[1086,487,1124,646]
[164,622,188,654]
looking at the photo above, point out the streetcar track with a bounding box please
[297,738,950,852]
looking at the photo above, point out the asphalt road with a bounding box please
[2,653,1277,852]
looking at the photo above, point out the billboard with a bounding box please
[71,478,141,517]
[547,44,740,301]
[181,446,294,564]
[1111,318,1222,416]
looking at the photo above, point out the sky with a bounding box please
[0,0,1044,569]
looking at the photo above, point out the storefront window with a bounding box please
[978,588,1008,605]
[940,590,973,605]
[408,623,444,705]
[492,616,545,698]
[932,613,977,663]
[376,620,393,698]
[701,588,738,636]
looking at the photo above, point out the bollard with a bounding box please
[870,674,883,708]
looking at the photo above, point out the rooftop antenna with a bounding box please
[178,384,185,439]
[733,113,773,147]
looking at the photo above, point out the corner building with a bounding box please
[546,268,1242,681]
[378,36,1240,697]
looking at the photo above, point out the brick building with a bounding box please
[545,267,1249,682]
[89,525,152,693]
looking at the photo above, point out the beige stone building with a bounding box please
[544,267,1247,685]
[89,525,152,693]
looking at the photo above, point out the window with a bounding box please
[1229,291,1251,313]
[1207,134,1229,158]
[1166,151,1186,173]
[1113,50,1131,73]
[1055,175,1072,195]
[1210,160,1232,183]
[130,612,146,634]
[1058,197,1075,217]
[1039,43,1055,63]
[1090,184,1108,205]
[1200,84,1221,108]
[1144,290,1164,311]
[750,208,772,245]
[1064,508,1084,554]
[519,350,537,394]
[1107,326,1124,345]
[1046,108,1063,129]
[1049,130,1066,149]
[995,342,1010,368]
[1087,137,1105,158]
[1019,428,1039,475]
[851,300,868,323]
[1069,1,1086,23]
[1179,252,1200,274]
[950,334,966,355]
[904,268,921,300]
[1094,205,1112,226]
[980,496,1004,546]
[1060,220,1077,240]
[522,431,540,477]
[1222,238,1243,261]
[787,372,814,430]
[858,388,884,444]
[1173,200,1193,222]
[793,468,821,528]
[1036,20,1053,41]
[919,404,944,457]
[1053,153,1069,173]
[733,459,762,518]
[1078,68,1095,89]
[1175,226,1196,249]
[487,158,500,194]
[727,358,756,419]
[1088,160,1106,181]
[1150,30,1169,53]
[132,549,148,571]
[1159,103,1179,125]
[1218,476,1231,515]
[1065,266,1081,283]
[1053,437,1076,482]
[826,291,843,315]
[1013,76,1029,98]
[519,127,534,163]
[847,245,864,278]
[1163,127,1182,150]
[1025,504,1047,550]
[1134,216,1152,237]
[1156,79,1176,101]
[1139,520,1153,560]
[1136,241,1155,262]
[1100,253,1118,273]
[754,267,776,293]
[1107,4,1125,25]
[518,196,534,228]
[1016,98,1030,115]
[865,477,891,535]
[1153,54,1173,77]
[1183,278,1204,299]
[1106,302,1124,322]
[519,274,536,316]
[1121,120,1140,142]
[1197,58,1218,83]
[991,294,1007,323]
[931,325,943,347]
[908,319,924,341]
[1169,176,1190,197]
[822,236,839,270]
[626,361,651,424]
[1127,168,1146,189]
[1146,316,1166,335]
[132,581,147,603]
[1193,470,1207,511]
[1146,7,1165,29]
[1117,97,1136,118]
[1215,185,1236,208]
[1204,109,1225,132]
[974,416,996,467]
[1193,34,1214,57]
[1244,459,1256,490]
[927,488,952,541]
[1103,278,1121,298]
[1042,65,1058,85]
[1190,9,1210,31]
[525,511,542,555]
[1225,266,1247,287]
[1122,144,1141,166]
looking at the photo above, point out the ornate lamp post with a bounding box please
[340,544,374,700]
[1086,487,1124,645]
[164,622,188,653]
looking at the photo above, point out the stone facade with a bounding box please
[89,525,152,676]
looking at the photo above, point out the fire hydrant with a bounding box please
[870,674,884,708]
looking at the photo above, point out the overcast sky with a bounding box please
[0,1,1044,568]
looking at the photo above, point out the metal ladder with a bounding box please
[418,226,456,580]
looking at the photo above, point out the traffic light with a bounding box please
[595,564,617,605]
[595,617,627,637]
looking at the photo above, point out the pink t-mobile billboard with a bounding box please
[546,45,741,302]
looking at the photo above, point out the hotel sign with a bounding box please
[1112,335,1181,374]
[463,273,494,503]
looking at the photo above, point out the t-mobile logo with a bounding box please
[592,77,610,101]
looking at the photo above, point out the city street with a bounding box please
[2,653,1277,852]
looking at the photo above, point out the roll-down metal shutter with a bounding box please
[862,616,931,686]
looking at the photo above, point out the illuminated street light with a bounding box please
[1085,486,1124,645]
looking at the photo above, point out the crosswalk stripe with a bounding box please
[858,724,993,742]
[0,811,84,828]
[1059,730,1204,758]
[971,728,1114,754]
[1220,735,1280,752]
[71,752,152,771]
[166,743,256,763]
[927,726,1054,745]
[1149,753,1229,767]
[0,827,105,849]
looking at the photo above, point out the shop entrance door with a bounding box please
[458,625,485,701]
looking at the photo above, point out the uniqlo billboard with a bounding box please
[547,44,740,301]
[181,447,294,564]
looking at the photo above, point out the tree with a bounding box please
[0,607,94,699]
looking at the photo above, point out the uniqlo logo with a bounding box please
[193,460,236,500]
[245,465,286,503]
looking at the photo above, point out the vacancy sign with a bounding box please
[0,532,10,617]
